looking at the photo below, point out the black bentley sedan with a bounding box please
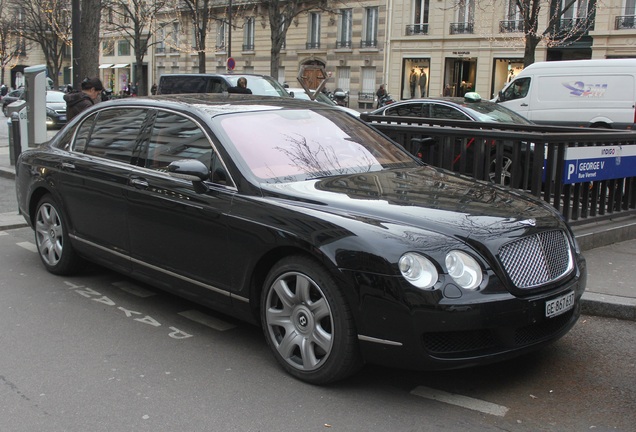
[15,94,586,384]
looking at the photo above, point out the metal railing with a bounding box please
[406,24,429,35]
[615,15,636,29]
[499,20,524,33]
[360,113,636,225]
[450,22,474,34]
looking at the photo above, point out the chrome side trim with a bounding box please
[358,334,403,346]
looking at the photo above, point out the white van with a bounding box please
[495,59,636,129]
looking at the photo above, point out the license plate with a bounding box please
[545,292,575,318]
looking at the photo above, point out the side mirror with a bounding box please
[497,90,505,102]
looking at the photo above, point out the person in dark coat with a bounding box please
[64,77,104,121]
[227,77,252,94]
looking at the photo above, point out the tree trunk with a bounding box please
[523,34,540,67]
[79,0,101,79]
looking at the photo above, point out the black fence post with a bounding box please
[11,112,21,166]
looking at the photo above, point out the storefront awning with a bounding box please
[112,64,129,69]
[99,63,114,69]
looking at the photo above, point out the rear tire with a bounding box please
[261,256,362,384]
[34,195,83,275]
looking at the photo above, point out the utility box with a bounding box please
[24,64,48,147]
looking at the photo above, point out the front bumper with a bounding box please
[346,257,586,371]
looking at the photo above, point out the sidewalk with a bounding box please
[1,140,635,321]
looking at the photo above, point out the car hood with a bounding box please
[259,165,565,247]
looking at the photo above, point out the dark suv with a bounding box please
[157,73,290,97]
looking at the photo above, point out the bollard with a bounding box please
[11,112,21,166]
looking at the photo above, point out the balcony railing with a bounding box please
[558,18,593,33]
[499,20,524,33]
[242,43,255,51]
[155,46,165,54]
[335,40,352,49]
[305,41,321,49]
[360,39,378,48]
[450,22,474,34]
[615,15,636,29]
[406,23,429,35]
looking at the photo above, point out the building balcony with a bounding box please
[615,15,636,30]
[406,24,429,35]
[450,22,474,35]
[360,39,378,48]
[305,42,321,49]
[242,43,255,51]
[499,20,524,33]
[558,18,593,34]
[336,40,352,49]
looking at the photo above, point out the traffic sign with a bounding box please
[227,57,235,71]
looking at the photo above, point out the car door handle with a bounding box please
[61,162,75,170]
[130,178,149,189]
[520,103,528,107]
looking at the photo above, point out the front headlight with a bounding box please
[399,252,438,289]
[445,250,482,290]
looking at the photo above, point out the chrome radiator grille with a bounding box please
[498,230,573,289]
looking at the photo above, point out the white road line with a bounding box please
[16,241,38,253]
[0,231,8,236]
[112,280,156,298]
[411,386,509,417]
[178,310,236,331]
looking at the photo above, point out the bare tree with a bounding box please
[104,0,169,95]
[0,0,26,86]
[10,0,72,87]
[173,0,219,73]
[259,0,331,78]
[475,0,596,66]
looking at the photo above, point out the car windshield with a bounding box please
[224,75,290,97]
[214,108,418,183]
[462,103,533,124]
[46,92,65,103]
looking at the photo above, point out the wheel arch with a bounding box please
[247,245,352,323]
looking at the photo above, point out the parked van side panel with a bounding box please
[496,60,636,129]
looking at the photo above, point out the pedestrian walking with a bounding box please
[63,77,104,121]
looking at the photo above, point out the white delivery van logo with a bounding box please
[562,81,608,97]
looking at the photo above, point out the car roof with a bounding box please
[77,93,342,118]
[371,97,533,124]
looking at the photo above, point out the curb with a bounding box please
[0,165,14,180]
[581,292,636,321]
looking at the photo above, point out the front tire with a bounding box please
[261,256,362,384]
[34,195,83,275]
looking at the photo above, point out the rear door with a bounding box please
[56,107,150,272]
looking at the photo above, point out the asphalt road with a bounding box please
[1,225,634,431]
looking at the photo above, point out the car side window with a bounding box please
[384,103,423,117]
[84,108,149,163]
[206,78,227,93]
[145,111,231,184]
[430,104,471,121]
[72,113,98,153]
[503,77,531,101]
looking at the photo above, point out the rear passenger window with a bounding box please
[431,104,471,121]
[84,109,149,162]
[385,103,423,117]
[145,111,215,173]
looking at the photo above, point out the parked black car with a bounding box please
[44,90,68,128]
[367,93,535,184]
[15,94,586,384]
[2,89,67,129]
[157,73,290,98]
